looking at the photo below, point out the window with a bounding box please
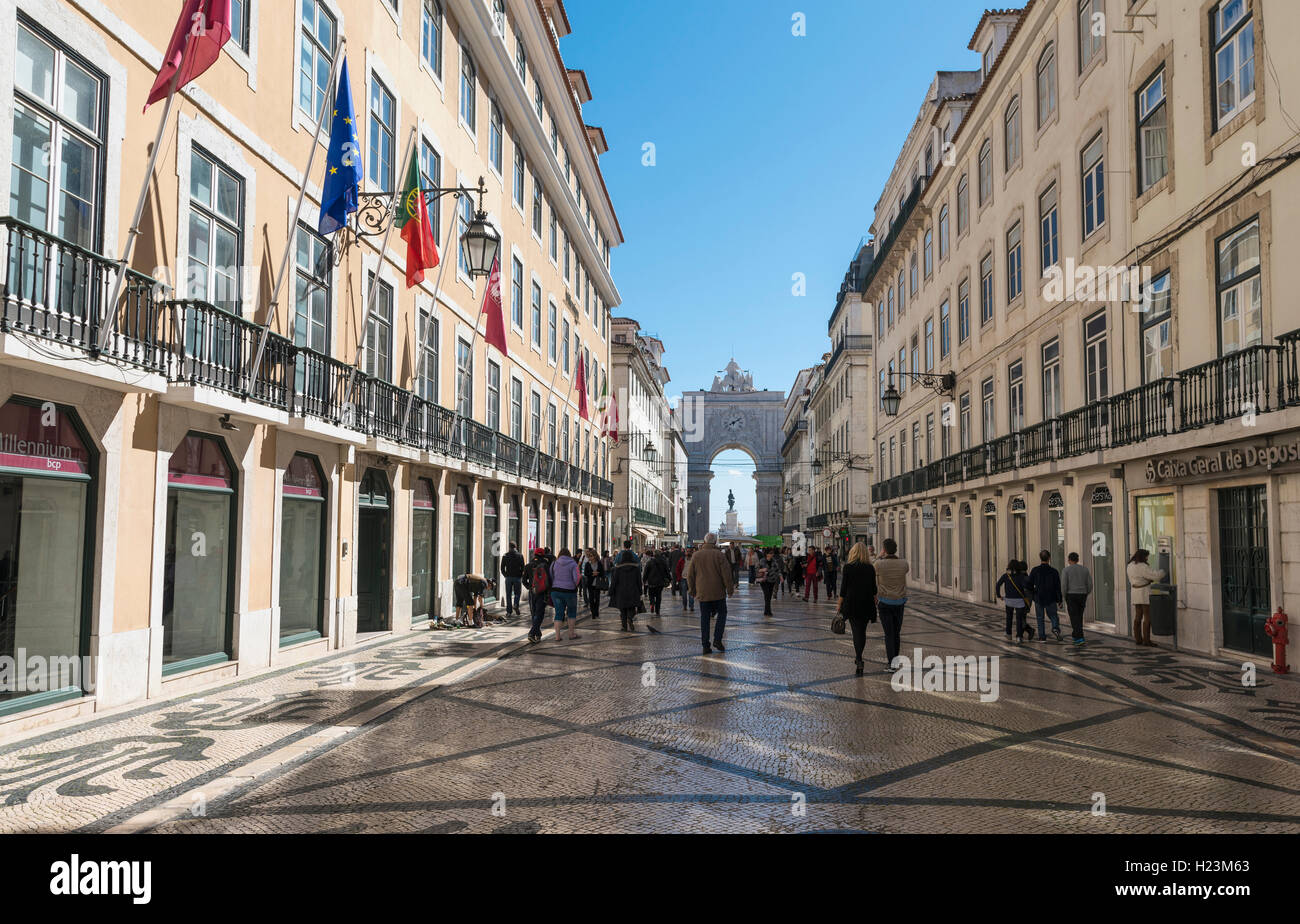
[510,256,524,328]
[877,302,885,337]
[1137,69,1168,192]
[1141,272,1172,380]
[12,22,106,250]
[911,336,920,388]
[534,83,543,122]
[926,413,935,465]
[548,302,557,361]
[1079,0,1103,73]
[1008,361,1024,431]
[1212,0,1255,129]
[549,203,558,261]
[421,0,442,78]
[978,140,992,206]
[510,378,523,440]
[923,229,933,277]
[417,309,438,401]
[531,169,543,236]
[924,318,934,371]
[898,348,907,392]
[982,377,996,440]
[280,454,325,640]
[293,225,330,359]
[938,206,949,259]
[980,253,994,325]
[456,193,473,276]
[298,0,336,120]
[229,0,251,53]
[459,45,476,131]
[367,75,395,190]
[898,269,906,314]
[1039,183,1059,273]
[419,139,442,244]
[1042,338,1062,418]
[456,337,472,419]
[1217,219,1261,354]
[563,228,571,283]
[561,415,569,461]
[546,403,556,455]
[487,360,501,431]
[959,392,971,450]
[912,423,921,469]
[1004,96,1021,167]
[1081,132,1105,237]
[958,278,971,343]
[562,319,570,374]
[887,288,895,327]
[1006,221,1023,302]
[1037,42,1057,127]
[363,273,393,381]
[492,0,506,35]
[939,300,950,358]
[188,147,243,313]
[1084,309,1109,402]
[910,253,918,294]
[513,140,524,206]
[957,174,970,234]
[489,100,503,174]
[515,35,527,82]
[530,281,542,346]
[530,391,541,445]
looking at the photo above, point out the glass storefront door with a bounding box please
[1089,490,1115,624]
[482,490,499,598]
[984,509,999,603]
[1218,485,1270,656]
[960,504,972,592]
[356,468,391,632]
[164,434,235,670]
[452,485,472,578]
[412,478,436,622]
[1045,494,1065,571]
[279,454,325,644]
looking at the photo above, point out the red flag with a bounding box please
[481,255,508,356]
[576,351,589,421]
[396,157,439,288]
[145,0,233,110]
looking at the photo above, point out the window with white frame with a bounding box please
[510,256,523,328]
[981,376,996,440]
[1006,220,1023,302]
[487,360,501,431]
[510,377,523,440]
[1007,360,1024,431]
[368,74,394,190]
[939,300,950,358]
[417,308,438,401]
[1039,182,1058,273]
[1004,96,1021,167]
[1081,132,1105,237]
[1211,0,1254,130]
[1037,42,1057,127]
[1141,271,1172,380]
[364,273,393,381]
[456,194,472,276]
[1041,338,1061,418]
[513,140,524,207]
[1084,309,1108,402]
[978,140,992,205]
[298,0,336,120]
[421,0,442,78]
[419,139,441,243]
[1138,69,1168,192]
[188,146,244,313]
[456,336,473,419]
[489,100,503,174]
[531,281,542,346]
[958,278,970,343]
[1217,219,1261,355]
[459,45,476,131]
[980,252,994,325]
[938,205,949,259]
[548,302,557,361]
[957,174,969,234]
[1078,0,1103,73]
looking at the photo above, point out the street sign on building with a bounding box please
[921,505,935,529]
[822,528,833,540]
[867,516,878,533]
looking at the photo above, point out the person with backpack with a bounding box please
[643,548,671,615]
[583,547,606,621]
[608,547,644,631]
[1028,549,1064,642]
[525,549,552,644]
[996,559,1036,644]
[500,542,525,617]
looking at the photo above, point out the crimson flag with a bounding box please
[481,255,508,356]
[576,351,589,421]
[145,0,233,110]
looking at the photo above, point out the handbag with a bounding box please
[635,598,646,614]
[831,613,846,635]
[594,572,609,591]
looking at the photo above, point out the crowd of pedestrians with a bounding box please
[449,535,1130,670]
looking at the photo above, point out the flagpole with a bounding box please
[343,126,417,410]
[93,27,197,355]
[400,187,462,433]
[243,36,345,397]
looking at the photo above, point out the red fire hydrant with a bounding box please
[1264,607,1289,675]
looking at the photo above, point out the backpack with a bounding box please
[530,562,549,595]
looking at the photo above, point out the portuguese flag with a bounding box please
[395,156,438,288]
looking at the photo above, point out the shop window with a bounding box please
[280,453,325,644]
[412,477,436,621]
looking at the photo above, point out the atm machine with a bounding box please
[1148,535,1177,641]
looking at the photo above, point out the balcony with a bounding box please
[870,333,1300,506]
[0,216,613,505]
[633,507,666,528]
[825,334,872,374]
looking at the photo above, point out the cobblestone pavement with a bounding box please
[2,585,1299,833]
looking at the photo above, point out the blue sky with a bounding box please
[560,0,992,526]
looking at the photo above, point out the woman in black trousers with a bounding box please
[607,550,644,631]
[836,542,878,675]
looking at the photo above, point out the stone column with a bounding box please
[754,471,783,535]
[687,469,713,540]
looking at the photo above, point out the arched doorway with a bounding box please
[357,468,391,632]
[709,447,757,541]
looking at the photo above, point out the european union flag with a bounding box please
[318,56,362,236]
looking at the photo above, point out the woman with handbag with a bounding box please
[608,548,644,631]
[583,548,606,621]
[835,542,878,675]
[996,560,1035,643]
[1127,549,1166,647]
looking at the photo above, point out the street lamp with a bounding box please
[643,442,657,463]
[880,371,957,417]
[882,384,902,417]
[461,194,500,276]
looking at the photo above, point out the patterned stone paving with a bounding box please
[1,583,1298,833]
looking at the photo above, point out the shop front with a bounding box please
[356,468,392,633]
[0,397,95,714]
[411,477,437,623]
[279,453,326,645]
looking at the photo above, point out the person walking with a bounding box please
[1062,552,1092,646]
[582,548,605,622]
[996,559,1034,643]
[1028,549,1064,642]
[836,542,878,675]
[668,545,684,599]
[675,548,695,612]
[524,548,551,644]
[500,542,525,617]
[1127,549,1166,647]
[824,546,840,600]
[601,548,615,605]
[803,550,822,603]
[873,538,909,668]
[747,548,758,586]
[608,547,643,631]
[643,548,671,615]
[548,548,582,642]
[758,548,781,616]
[687,532,736,655]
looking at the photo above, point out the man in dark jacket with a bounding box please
[642,549,671,614]
[1028,549,1064,642]
[668,545,684,597]
[500,542,525,616]
[524,549,551,644]
[608,549,644,631]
